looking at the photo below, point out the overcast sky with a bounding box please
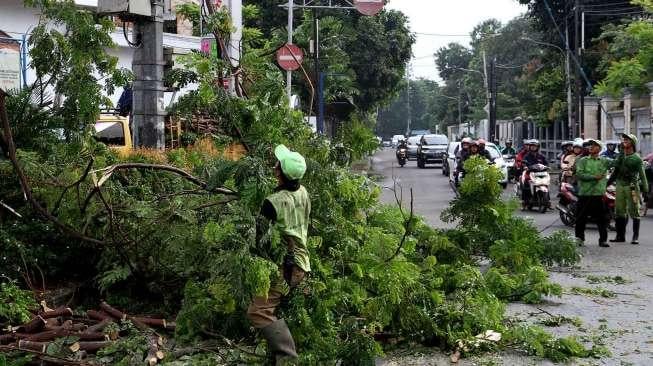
[386,0,527,81]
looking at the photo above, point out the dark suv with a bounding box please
[417,134,449,168]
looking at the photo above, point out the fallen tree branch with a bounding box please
[0,88,105,246]
[90,163,239,197]
[52,158,94,216]
[0,344,92,366]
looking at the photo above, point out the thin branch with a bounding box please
[192,196,239,211]
[0,200,22,218]
[385,188,414,263]
[0,345,91,366]
[0,88,105,246]
[52,158,94,215]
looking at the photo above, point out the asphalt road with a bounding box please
[373,148,653,366]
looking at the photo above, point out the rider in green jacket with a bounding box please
[610,134,649,244]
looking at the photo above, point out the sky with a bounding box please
[386,0,527,82]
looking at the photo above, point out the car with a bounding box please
[409,129,431,137]
[443,141,460,177]
[382,140,392,147]
[417,134,449,168]
[406,136,421,160]
[485,143,509,188]
[391,134,405,148]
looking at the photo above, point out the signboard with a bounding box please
[0,48,20,91]
[354,0,384,16]
[200,37,219,58]
[276,44,304,71]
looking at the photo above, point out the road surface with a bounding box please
[372,148,653,366]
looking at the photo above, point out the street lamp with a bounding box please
[520,36,573,139]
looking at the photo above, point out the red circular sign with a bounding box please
[276,44,304,71]
[354,0,384,16]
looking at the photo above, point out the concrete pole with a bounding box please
[287,0,294,109]
[132,0,166,148]
[226,0,242,95]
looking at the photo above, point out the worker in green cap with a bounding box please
[610,134,648,244]
[574,139,612,247]
[247,144,311,364]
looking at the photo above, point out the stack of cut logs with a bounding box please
[0,301,175,365]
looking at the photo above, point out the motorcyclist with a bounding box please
[520,140,548,209]
[477,138,493,161]
[396,138,408,157]
[457,137,473,162]
[501,140,516,156]
[515,139,532,171]
[455,139,479,184]
[601,141,618,159]
[558,141,573,164]
[561,139,583,183]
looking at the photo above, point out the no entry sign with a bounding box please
[354,0,384,16]
[276,43,304,71]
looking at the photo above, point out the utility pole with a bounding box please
[565,16,573,139]
[489,57,497,142]
[226,0,242,95]
[574,0,581,137]
[287,0,294,109]
[406,67,411,136]
[132,0,165,148]
[313,10,323,133]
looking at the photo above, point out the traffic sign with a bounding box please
[276,44,304,71]
[354,0,384,16]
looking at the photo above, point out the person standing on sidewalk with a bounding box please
[248,145,311,364]
[610,134,648,244]
[574,139,612,247]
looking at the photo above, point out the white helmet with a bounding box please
[573,138,584,148]
[462,137,473,144]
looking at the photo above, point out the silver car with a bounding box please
[406,136,421,160]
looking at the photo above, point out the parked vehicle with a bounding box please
[406,136,421,160]
[382,140,392,147]
[396,146,407,167]
[94,113,132,156]
[391,134,405,148]
[519,163,551,213]
[417,134,448,168]
[557,181,616,228]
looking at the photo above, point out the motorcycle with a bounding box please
[396,147,407,167]
[520,163,551,213]
[557,181,616,229]
[502,154,516,182]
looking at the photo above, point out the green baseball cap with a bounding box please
[274,144,307,180]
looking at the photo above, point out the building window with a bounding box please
[164,19,177,34]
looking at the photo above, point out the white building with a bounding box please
[0,0,202,107]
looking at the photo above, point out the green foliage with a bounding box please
[96,322,150,365]
[506,325,609,362]
[0,281,37,324]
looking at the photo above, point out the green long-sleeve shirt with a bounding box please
[575,155,613,196]
[613,153,648,192]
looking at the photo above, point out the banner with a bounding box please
[0,48,20,91]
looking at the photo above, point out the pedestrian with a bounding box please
[574,139,612,247]
[610,134,649,244]
[247,144,311,364]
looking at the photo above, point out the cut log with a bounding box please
[76,341,111,353]
[61,320,87,332]
[99,302,126,321]
[131,317,167,329]
[41,307,73,319]
[0,333,15,345]
[44,318,61,329]
[164,321,176,331]
[146,335,163,365]
[26,329,108,342]
[86,310,111,322]
[16,316,45,333]
[86,318,112,333]
[18,340,49,352]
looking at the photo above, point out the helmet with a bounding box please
[561,140,573,147]
[530,139,540,146]
[462,137,473,144]
[523,139,534,145]
[506,139,513,144]
[477,138,486,146]
[572,138,584,148]
[605,140,618,146]
[469,139,479,146]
